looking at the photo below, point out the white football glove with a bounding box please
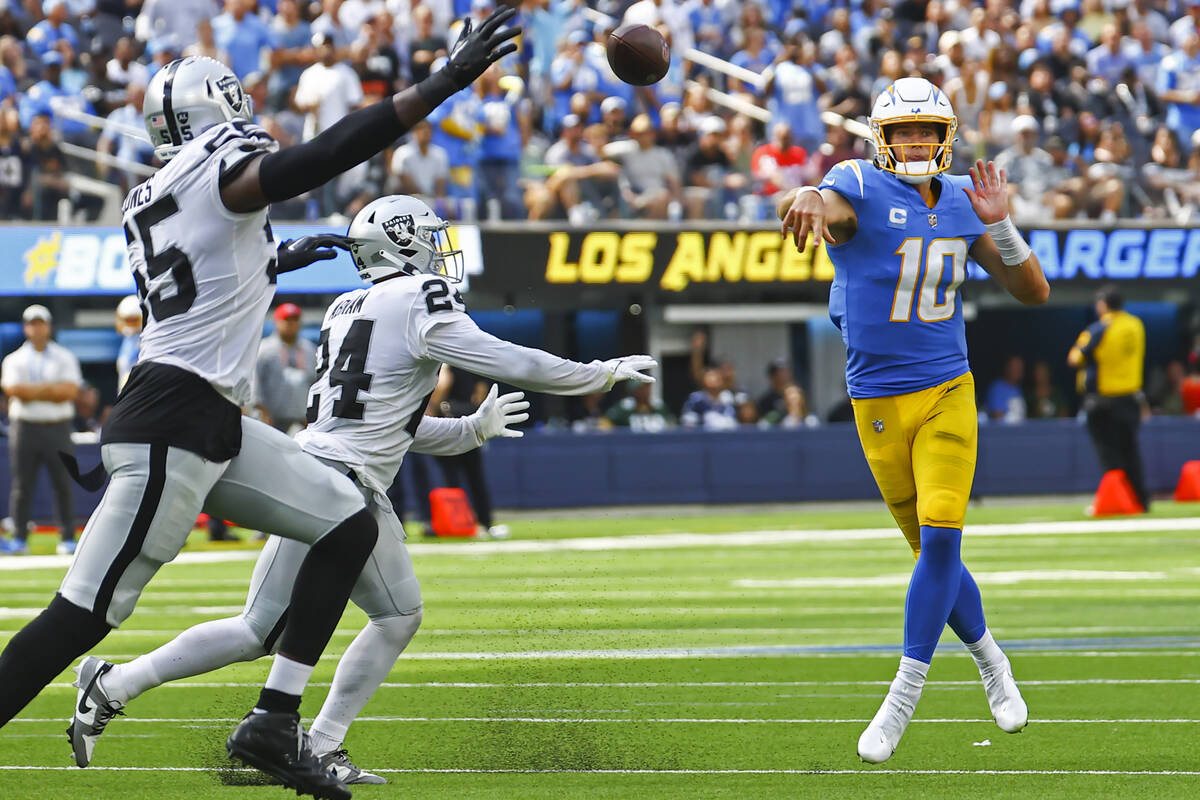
[602,355,658,390]
[471,383,530,441]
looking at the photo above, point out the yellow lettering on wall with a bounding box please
[545,232,577,283]
[660,232,706,291]
[617,232,657,282]
[706,232,746,281]
[744,232,779,281]
[779,237,812,281]
[579,232,619,283]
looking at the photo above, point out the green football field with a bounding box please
[2,499,1199,799]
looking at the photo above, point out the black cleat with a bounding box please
[226,712,351,800]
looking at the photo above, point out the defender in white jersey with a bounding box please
[3,8,521,799]
[66,195,658,784]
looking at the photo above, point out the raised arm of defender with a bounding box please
[221,7,519,213]
[424,316,656,395]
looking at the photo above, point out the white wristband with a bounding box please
[985,215,1032,266]
[796,186,822,199]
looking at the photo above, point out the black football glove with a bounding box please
[275,234,353,275]
[445,6,521,88]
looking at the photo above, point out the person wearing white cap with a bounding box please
[114,295,143,392]
[0,304,82,555]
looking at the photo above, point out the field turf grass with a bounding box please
[2,499,1198,799]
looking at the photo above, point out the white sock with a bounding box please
[893,656,930,698]
[309,612,422,756]
[263,655,315,697]
[104,616,268,704]
[965,629,1007,671]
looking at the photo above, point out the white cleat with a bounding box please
[981,659,1028,733]
[67,656,125,767]
[857,690,917,764]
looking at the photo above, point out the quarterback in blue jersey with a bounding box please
[779,77,1050,764]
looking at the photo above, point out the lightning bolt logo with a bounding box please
[23,232,62,286]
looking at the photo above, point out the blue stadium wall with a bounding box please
[4,419,1197,520]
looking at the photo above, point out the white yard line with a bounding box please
[734,570,1168,588]
[0,766,1197,776]
[3,517,1199,571]
[41,678,1200,690]
[7,716,1200,724]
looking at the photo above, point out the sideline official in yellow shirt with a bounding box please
[1067,287,1148,510]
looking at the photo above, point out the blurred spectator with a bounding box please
[1169,0,1200,48]
[730,26,775,94]
[571,391,612,432]
[25,0,78,60]
[600,95,628,135]
[994,114,1055,217]
[184,20,233,68]
[408,3,448,84]
[136,0,221,49]
[354,10,402,102]
[1147,359,1186,416]
[72,381,102,436]
[115,294,142,392]
[19,51,96,142]
[766,37,825,152]
[96,83,153,195]
[390,120,449,203]
[0,107,27,219]
[0,305,81,556]
[764,385,817,428]
[25,113,71,221]
[526,113,619,223]
[752,122,807,202]
[944,58,989,159]
[255,303,317,435]
[986,355,1028,423]
[477,66,527,219]
[107,37,150,90]
[621,113,680,219]
[681,367,738,430]
[213,0,277,81]
[607,382,675,433]
[682,115,747,219]
[296,32,363,214]
[1026,360,1068,419]
[578,121,623,218]
[1157,29,1200,149]
[755,359,794,420]
[267,0,312,107]
[1087,24,1130,89]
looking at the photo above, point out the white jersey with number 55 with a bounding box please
[296,273,618,495]
[121,120,279,406]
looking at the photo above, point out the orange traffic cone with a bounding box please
[1174,460,1200,502]
[1089,469,1144,516]
[428,488,478,537]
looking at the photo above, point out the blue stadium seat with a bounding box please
[56,329,123,364]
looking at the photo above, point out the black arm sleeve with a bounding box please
[257,97,408,203]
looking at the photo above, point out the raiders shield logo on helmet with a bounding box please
[382,214,415,247]
[216,74,244,112]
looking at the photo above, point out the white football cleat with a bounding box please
[857,689,918,764]
[67,656,125,767]
[981,659,1028,733]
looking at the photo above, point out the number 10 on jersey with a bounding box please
[889,237,968,324]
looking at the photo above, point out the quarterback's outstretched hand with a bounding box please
[963,159,1009,224]
[603,355,658,390]
[275,234,353,274]
[779,187,837,251]
[444,6,520,90]
[472,384,530,441]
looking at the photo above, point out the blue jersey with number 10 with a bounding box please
[821,160,985,399]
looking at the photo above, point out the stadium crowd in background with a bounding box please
[11,0,1200,222]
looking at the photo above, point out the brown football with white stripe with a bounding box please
[606,24,670,86]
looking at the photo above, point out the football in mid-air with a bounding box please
[606,24,670,86]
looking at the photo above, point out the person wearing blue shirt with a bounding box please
[477,67,525,219]
[268,0,312,106]
[1157,30,1200,150]
[428,77,482,216]
[984,355,1028,422]
[212,0,278,80]
[779,77,1048,765]
[18,52,96,141]
[0,64,16,105]
[766,39,826,152]
[25,1,79,59]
